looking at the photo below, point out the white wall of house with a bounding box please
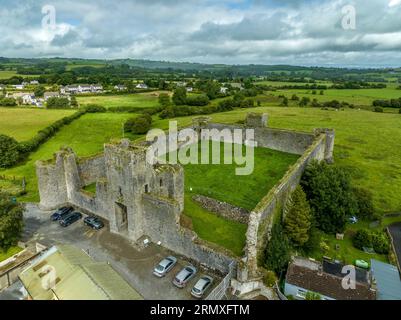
[284,282,334,300]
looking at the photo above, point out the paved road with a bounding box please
[388,222,401,271]
[19,204,220,300]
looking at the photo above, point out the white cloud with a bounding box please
[0,0,400,66]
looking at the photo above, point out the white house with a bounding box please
[13,84,25,90]
[220,87,228,94]
[44,92,60,101]
[284,257,376,300]
[30,80,39,85]
[60,85,79,94]
[60,84,103,94]
[176,81,187,87]
[135,83,148,89]
[9,92,36,105]
[91,84,103,93]
[186,87,193,92]
[114,84,127,91]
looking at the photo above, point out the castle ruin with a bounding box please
[36,113,335,291]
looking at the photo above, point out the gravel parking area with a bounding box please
[21,203,221,300]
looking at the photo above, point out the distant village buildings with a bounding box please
[135,83,148,89]
[60,84,104,94]
[114,84,127,91]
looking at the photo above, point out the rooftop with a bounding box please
[371,259,401,300]
[286,257,376,300]
[19,245,143,300]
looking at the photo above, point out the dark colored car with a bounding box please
[84,216,104,230]
[51,207,74,221]
[59,211,82,227]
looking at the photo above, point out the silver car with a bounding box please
[191,275,213,298]
[153,256,177,277]
[173,265,197,288]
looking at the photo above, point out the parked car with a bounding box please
[51,207,74,221]
[153,256,177,277]
[173,265,197,288]
[84,216,104,230]
[59,211,82,227]
[191,275,213,298]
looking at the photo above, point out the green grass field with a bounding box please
[0,70,17,79]
[178,107,401,215]
[175,141,298,255]
[0,70,40,79]
[184,195,247,256]
[0,246,22,262]
[0,113,138,202]
[76,92,162,109]
[0,108,75,141]
[273,87,401,107]
[179,141,299,211]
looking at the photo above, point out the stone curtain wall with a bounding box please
[143,193,235,274]
[192,195,249,224]
[77,155,106,186]
[202,123,314,156]
[243,134,328,280]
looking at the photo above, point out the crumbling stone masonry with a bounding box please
[36,113,334,282]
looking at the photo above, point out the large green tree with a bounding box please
[301,161,357,234]
[284,186,312,247]
[0,134,20,168]
[158,93,171,107]
[264,222,291,275]
[0,192,24,250]
[172,87,187,105]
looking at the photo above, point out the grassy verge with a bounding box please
[0,246,23,262]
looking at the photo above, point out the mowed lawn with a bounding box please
[0,113,138,202]
[0,108,75,141]
[76,92,162,109]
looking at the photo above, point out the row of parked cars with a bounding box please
[153,256,214,298]
[51,206,105,230]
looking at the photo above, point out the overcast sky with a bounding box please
[1,0,401,67]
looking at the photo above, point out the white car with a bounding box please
[191,275,213,298]
[153,256,177,277]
